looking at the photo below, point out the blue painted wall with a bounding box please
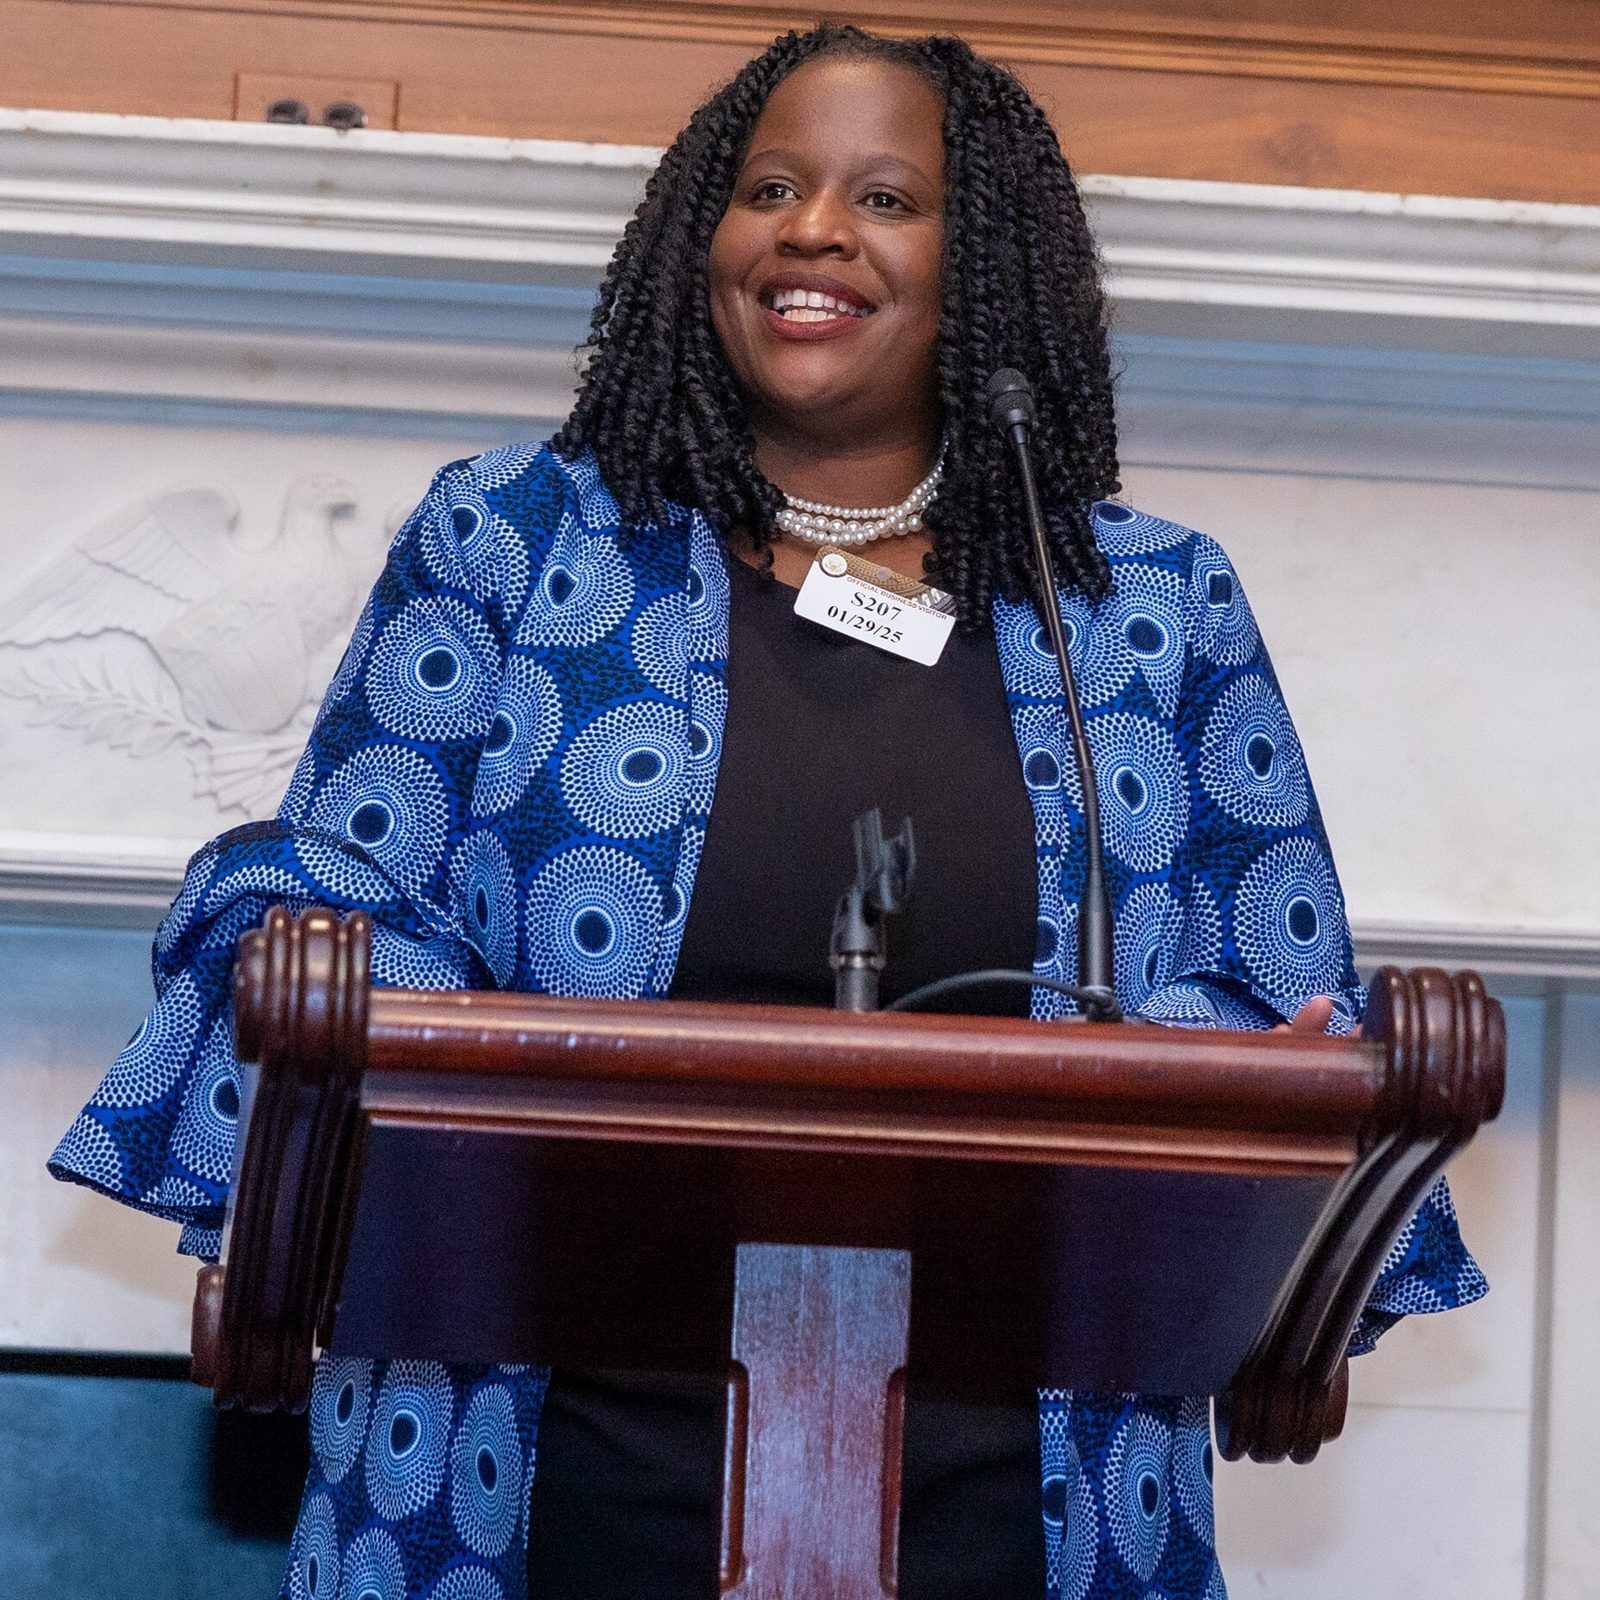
[0,1363,301,1597]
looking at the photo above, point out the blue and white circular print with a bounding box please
[365,1361,455,1523]
[205,863,308,917]
[1175,877,1224,977]
[686,526,730,665]
[1115,882,1185,1010]
[426,1568,505,1600]
[450,1383,524,1559]
[46,440,1491,1600]
[311,1357,374,1485]
[1107,1411,1173,1582]
[307,745,449,896]
[341,1528,407,1600]
[1092,500,1186,557]
[525,844,664,998]
[1199,673,1309,828]
[467,440,544,493]
[630,592,691,698]
[325,599,377,712]
[281,742,323,826]
[1233,836,1349,1013]
[1040,1402,1098,1600]
[1011,704,1083,849]
[1185,536,1259,667]
[427,486,532,611]
[686,670,727,818]
[168,1018,241,1186]
[366,596,500,745]
[472,656,562,817]
[561,447,621,529]
[91,971,201,1108]
[652,823,705,995]
[369,927,479,991]
[516,513,634,650]
[287,1491,339,1600]
[450,830,519,986]
[294,836,404,909]
[1172,1398,1215,1545]
[1089,712,1189,873]
[993,591,1093,700]
[1090,563,1186,716]
[53,1112,122,1192]
[560,700,687,841]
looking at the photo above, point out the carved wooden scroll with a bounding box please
[191,905,370,1411]
[1215,967,1505,1462]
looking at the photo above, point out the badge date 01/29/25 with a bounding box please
[792,552,956,666]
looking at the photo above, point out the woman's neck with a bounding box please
[739,429,939,589]
[752,429,941,511]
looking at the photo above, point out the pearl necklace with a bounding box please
[775,451,945,546]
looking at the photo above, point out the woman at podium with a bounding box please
[51,23,1485,1600]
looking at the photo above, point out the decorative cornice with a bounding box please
[0,834,193,927]
[46,0,1600,103]
[0,109,657,280]
[0,313,574,425]
[4,110,1600,363]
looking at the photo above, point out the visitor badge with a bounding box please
[793,549,957,665]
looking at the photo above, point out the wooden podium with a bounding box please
[193,907,1504,1597]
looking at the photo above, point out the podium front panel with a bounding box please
[328,1110,1337,1395]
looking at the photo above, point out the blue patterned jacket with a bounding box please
[52,441,1485,1600]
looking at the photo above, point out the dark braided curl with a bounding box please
[552,24,1120,622]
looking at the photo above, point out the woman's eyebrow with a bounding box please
[739,148,935,185]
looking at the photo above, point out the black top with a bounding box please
[527,553,1045,1600]
[672,553,1037,1009]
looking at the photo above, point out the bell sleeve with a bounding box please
[48,444,565,1258]
[1125,532,1487,1350]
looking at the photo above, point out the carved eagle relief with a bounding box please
[0,477,375,816]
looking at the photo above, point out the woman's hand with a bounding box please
[1274,995,1361,1037]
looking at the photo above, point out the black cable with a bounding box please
[884,969,1106,1013]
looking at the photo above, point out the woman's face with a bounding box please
[708,56,946,449]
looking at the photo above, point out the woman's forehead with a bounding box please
[745,56,945,170]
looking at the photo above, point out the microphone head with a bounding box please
[986,368,1036,433]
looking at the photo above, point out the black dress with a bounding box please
[527,554,1047,1598]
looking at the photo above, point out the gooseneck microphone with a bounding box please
[986,368,1121,1023]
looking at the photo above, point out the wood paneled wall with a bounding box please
[3,0,1600,202]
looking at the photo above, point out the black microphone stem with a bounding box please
[1001,422,1119,1019]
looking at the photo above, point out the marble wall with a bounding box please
[1,110,1596,1599]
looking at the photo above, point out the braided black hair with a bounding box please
[552,23,1119,620]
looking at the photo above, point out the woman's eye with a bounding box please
[863,190,908,212]
[750,180,796,203]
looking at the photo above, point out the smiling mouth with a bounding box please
[762,287,872,323]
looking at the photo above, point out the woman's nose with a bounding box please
[777,189,857,256]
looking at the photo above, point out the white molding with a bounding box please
[3,832,1597,978]
[1353,922,1600,984]
[0,833,191,927]
[3,109,1600,357]
[1089,176,1600,333]
[0,313,574,422]
[0,108,656,280]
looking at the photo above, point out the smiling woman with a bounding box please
[707,55,946,500]
[49,21,1485,1600]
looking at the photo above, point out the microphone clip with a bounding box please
[830,807,916,1013]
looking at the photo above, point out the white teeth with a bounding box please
[768,287,868,319]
